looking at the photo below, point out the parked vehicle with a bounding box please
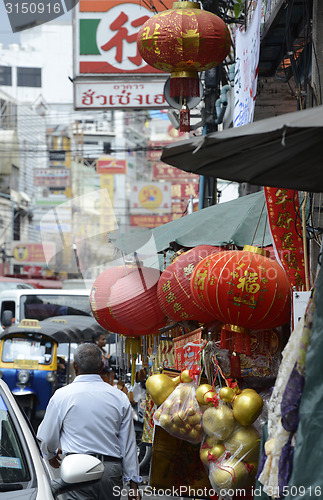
[0,289,92,331]
[0,277,36,291]
[0,315,107,425]
[0,378,104,498]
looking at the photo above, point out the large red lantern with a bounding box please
[137,1,230,131]
[90,266,163,336]
[190,245,291,353]
[109,266,166,332]
[157,245,222,323]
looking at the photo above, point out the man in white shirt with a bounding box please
[37,343,141,500]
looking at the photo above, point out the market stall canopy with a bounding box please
[0,316,108,344]
[109,190,271,257]
[160,105,323,193]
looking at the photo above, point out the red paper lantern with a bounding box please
[137,1,230,131]
[190,245,291,353]
[157,245,222,323]
[109,266,166,332]
[90,266,161,336]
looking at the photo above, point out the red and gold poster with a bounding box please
[264,187,306,290]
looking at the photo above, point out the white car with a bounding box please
[0,379,104,498]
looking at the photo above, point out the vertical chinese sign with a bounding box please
[264,187,306,290]
[73,0,173,109]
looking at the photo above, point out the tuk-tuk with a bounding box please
[0,315,108,425]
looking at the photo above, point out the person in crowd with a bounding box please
[92,331,114,385]
[36,343,141,500]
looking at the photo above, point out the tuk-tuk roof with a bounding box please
[0,316,108,344]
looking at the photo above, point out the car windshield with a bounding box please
[2,338,53,365]
[0,394,31,485]
[21,294,92,321]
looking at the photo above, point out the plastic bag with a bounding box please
[153,382,203,444]
[203,422,260,496]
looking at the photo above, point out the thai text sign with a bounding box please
[34,168,70,187]
[74,0,173,76]
[11,242,56,265]
[153,163,199,182]
[130,214,180,228]
[74,81,167,109]
[97,156,127,174]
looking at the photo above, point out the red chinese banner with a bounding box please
[264,187,306,290]
[173,328,202,372]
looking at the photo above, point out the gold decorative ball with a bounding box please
[159,413,172,428]
[205,435,218,447]
[181,370,193,383]
[196,384,216,405]
[202,405,235,441]
[219,386,235,403]
[188,427,203,443]
[154,408,162,421]
[209,457,248,491]
[172,413,183,426]
[233,389,263,426]
[187,412,201,426]
[200,447,211,465]
[224,425,260,463]
[210,443,226,460]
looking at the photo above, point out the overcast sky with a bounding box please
[0,1,21,46]
[0,1,72,46]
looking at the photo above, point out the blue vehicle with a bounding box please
[0,315,108,426]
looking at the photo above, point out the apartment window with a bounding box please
[0,66,12,86]
[17,67,41,87]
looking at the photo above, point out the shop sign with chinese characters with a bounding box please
[74,0,172,76]
[74,81,167,109]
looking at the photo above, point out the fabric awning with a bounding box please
[109,190,271,257]
[160,105,323,193]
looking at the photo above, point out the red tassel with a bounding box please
[170,77,200,98]
[220,325,231,350]
[230,354,241,378]
[180,107,190,132]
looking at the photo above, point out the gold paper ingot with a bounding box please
[219,386,235,403]
[233,389,263,426]
[210,457,248,491]
[202,405,235,441]
[146,370,192,407]
[196,384,216,405]
[224,425,260,463]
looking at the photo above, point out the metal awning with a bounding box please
[160,105,323,193]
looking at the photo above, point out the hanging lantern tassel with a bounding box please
[125,337,141,386]
[180,99,190,133]
[230,352,241,379]
[221,324,251,356]
[170,72,200,98]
